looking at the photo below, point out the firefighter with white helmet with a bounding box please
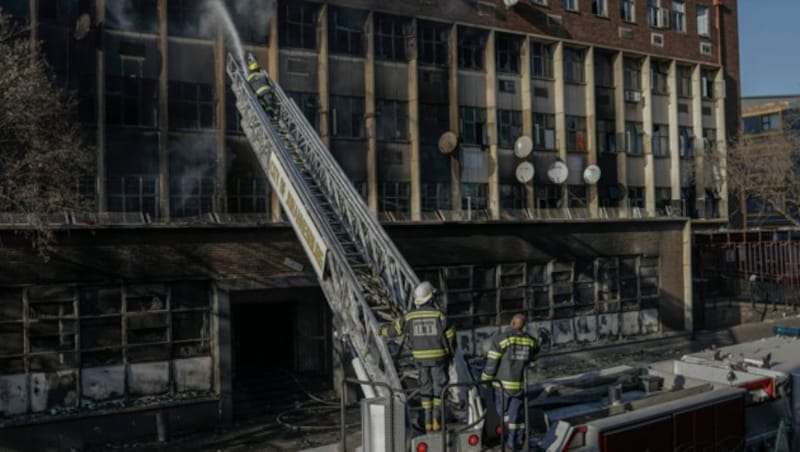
[381,281,456,432]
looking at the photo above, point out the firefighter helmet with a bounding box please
[413,281,436,306]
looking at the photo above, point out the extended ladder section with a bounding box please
[227,54,416,399]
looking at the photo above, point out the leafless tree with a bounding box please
[0,11,94,253]
[724,109,800,227]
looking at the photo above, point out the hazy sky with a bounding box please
[739,0,800,96]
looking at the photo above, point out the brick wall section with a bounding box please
[718,0,741,136]
[331,0,722,64]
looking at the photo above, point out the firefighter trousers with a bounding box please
[417,363,448,431]
[495,388,525,451]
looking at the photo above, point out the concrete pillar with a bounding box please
[213,284,233,424]
[268,4,282,222]
[317,5,330,149]
[408,19,421,221]
[585,47,598,217]
[364,13,378,215]
[214,33,227,214]
[485,31,499,219]
[668,61,680,207]
[157,0,170,221]
[520,38,534,211]
[553,42,567,206]
[96,0,106,213]
[613,51,627,217]
[692,65,704,219]
[682,220,694,332]
[448,25,461,211]
[715,69,728,219]
[641,56,655,215]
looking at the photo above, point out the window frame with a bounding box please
[533,113,557,150]
[620,0,636,23]
[328,7,367,56]
[330,95,366,139]
[495,33,521,74]
[374,13,408,61]
[696,5,710,37]
[565,115,587,152]
[375,99,410,142]
[672,0,686,33]
[418,20,449,67]
[563,47,585,84]
[592,0,608,17]
[531,41,554,79]
[458,27,487,71]
[279,1,317,50]
[562,0,579,12]
[459,106,488,146]
[497,109,523,148]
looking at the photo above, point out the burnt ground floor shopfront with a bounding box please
[0,219,691,449]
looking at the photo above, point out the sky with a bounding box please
[738,0,800,97]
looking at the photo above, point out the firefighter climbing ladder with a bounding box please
[228,54,484,451]
[227,54,415,397]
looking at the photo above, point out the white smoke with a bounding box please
[202,0,277,70]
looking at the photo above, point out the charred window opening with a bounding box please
[0,289,24,374]
[225,85,244,135]
[536,185,561,209]
[106,0,158,33]
[105,37,160,128]
[459,106,487,146]
[568,185,587,208]
[379,182,410,216]
[376,99,409,142]
[286,91,319,132]
[495,33,521,74]
[461,182,488,210]
[330,95,365,139]
[279,0,318,50]
[374,13,409,61]
[80,287,122,367]
[457,26,487,70]
[168,81,214,130]
[27,286,78,372]
[500,184,525,210]
[106,132,159,219]
[168,135,216,218]
[418,20,449,67]
[226,139,270,215]
[328,6,367,56]
[168,0,212,38]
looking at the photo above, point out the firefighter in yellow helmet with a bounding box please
[245,55,276,116]
[381,281,456,433]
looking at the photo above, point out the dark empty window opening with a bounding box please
[169,82,214,130]
[286,91,320,131]
[331,96,365,138]
[168,0,211,38]
[375,14,408,61]
[458,27,487,70]
[279,1,317,50]
[376,99,409,141]
[497,109,522,148]
[459,106,487,146]
[495,33,521,74]
[531,41,553,79]
[328,6,367,56]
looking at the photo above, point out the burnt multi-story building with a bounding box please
[0,0,739,448]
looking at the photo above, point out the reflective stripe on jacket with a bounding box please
[247,71,271,97]
[481,329,539,392]
[390,306,455,365]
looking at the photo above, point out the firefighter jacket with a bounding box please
[247,70,271,98]
[481,328,539,392]
[383,305,456,366]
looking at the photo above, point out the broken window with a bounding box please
[568,185,587,208]
[551,261,574,316]
[442,266,473,328]
[418,20,449,67]
[328,6,367,56]
[526,263,550,320]
[457,26,486,70]
[106,131,159,218]
[640,256,660,301]
[536,185,561,209]
[286,91,319,132]
[168,134,217,218]
[106,0,158,33]
[105,36,160,128]
[421,180,452,212]
[126,284,170,363]
[225,85,244,134]
[619,256,639,308]
[227,0,268,44]
[379,182,410,216]
[598,258,620,309]
[376,99,409,141]
[498,264,525,323]
[168,0,212,38]
[79,287,123,366]
[500,184,525,210]
[279,0,318,49]
[226,139,270,215]
[375,13,408,61]
[628,186,645,209]
[461,183,488,211]
[0,289,24,374]
[170,283,211,359]
[330,96,365,138]
[573,259,596,311]
[27,286,78,372]
[168,82,214,130]
[495,33,521,74]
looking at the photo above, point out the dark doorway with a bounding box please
[230,288,331,419]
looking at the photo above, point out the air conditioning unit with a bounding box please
[624,90,642,103]
[651,32,664,47]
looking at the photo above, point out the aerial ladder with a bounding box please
[227,54,485,451]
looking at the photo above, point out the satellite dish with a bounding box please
[547,160,568,184]
[515,161,535,183]
[583,165,602,185]
[503,0,519,7]
[513,136,533,159]
[438,131,458,155]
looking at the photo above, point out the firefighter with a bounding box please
[245,55,276,116]
[481,313,539,452]
[381,281,456,433]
